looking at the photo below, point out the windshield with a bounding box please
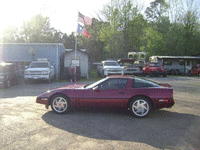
[29,62,49,68]
[104,62,119,66]
[149,63,160,67]
[120,62,134,66]
[85,78,107,89]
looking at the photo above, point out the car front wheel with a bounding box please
[129,97,152,118]
[51,94,71,114]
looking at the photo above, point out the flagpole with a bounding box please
[74,11,78,84]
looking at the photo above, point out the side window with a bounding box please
[179,60,184,65]
[132,78,159,88]
[99,78,128,90]
[164,59,172,65]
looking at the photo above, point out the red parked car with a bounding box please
[188,64,200,76]
[143,63,167,77]
[36,76,174,118]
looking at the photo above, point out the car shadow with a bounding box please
[42,108,200,149]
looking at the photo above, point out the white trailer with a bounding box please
[149,56,200,75]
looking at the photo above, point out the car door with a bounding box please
[79,78,129,108]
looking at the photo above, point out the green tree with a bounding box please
[145,0,170,22]
[20,14,55,43]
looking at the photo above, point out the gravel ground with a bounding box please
[0,77,200,150]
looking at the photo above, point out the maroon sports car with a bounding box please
[36,76,174,118]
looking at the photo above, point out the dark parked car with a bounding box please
[0,63,19,88]
[36,76,174,118]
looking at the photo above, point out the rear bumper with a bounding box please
[153,98,175,109]
[124,70,143,75]
[151,71,167,75]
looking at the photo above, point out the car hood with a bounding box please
[25,68,49,71]
[104,66,123,69]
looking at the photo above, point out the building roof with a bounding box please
[151,56,200,59]
[1,43,64,46]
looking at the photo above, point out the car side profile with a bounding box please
[36,76,174,118]
[143,63,167,77]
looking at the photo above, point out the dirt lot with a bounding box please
[0,77,200,150]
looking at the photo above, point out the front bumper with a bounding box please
[104,70,124,76]
[24,75,49,80]
[36,96,49,109]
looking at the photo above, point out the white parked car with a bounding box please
[97,60,124,77]
[24,59,55,83]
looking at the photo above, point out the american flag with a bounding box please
[84,16,92,26]
[78,12,85,24]
[78,12,92,26]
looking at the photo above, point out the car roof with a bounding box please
[32,61,49,63]
[118,59,135,62]
[102,60,117,62]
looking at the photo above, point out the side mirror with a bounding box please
[93,86,99,91]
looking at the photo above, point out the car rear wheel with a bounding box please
[4,80,10,88]
[51,94,71,114]
[149,71,153,77]
[163,73,167,77]
[129,97,152,118]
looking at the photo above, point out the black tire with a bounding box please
[25,79,29,84]
[154,72,158,77]
[97,71,100,77]
[4,80,10,88]
[149,71,153,77]
[188,71,191,76]
[163,73,167,77]
[171,70,175,75]
[51,94,71,114]
[129,97,153,118]
[47,75,51,83]
[142,71,146,77]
